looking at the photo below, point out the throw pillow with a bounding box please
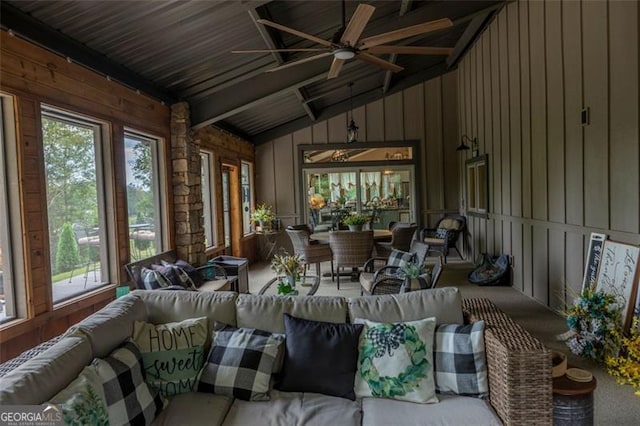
[434,321,488,397]
[132,317,208,396]
[93,341,165,426]
[198,325,284,401]
[161,259,203,288]
[435,228,449,240]
[400,274,432,293]
[149,263,194,289]
[387,249,416,268]
[139,267,171,290]
[49,365,110,425]
[354,317,438,403]
[277,314,363,400]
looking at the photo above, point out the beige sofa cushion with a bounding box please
[133,290,237,327]
[348,287,463,324]
[65,294,147,358]
[236,294,347,333]
[361,394,502,426]
[0,336,92,404]
[151,392,232,426]
[222,389,361,426]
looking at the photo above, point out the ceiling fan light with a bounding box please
[334,48,356,60]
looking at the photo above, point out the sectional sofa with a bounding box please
[0,287,552,425]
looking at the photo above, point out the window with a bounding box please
[465,155,489,217]
[0,94,21,323]
[124,132,166,260]
[200,150,216,248]
[42,107,110,304]
[241,161,254,235]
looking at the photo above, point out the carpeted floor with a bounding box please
[248,258,639,425]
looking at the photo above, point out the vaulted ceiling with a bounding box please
[1,1,504,143]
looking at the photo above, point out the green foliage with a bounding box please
[55,223,79,273]
[251,203,275,222]
[343,213,368,226]
[397,261,428,280]
[61,384,109,426]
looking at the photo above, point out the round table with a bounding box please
[553,372,597,426]
[258,275,320,296]
[310,229,392,243]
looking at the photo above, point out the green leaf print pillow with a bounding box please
[354,317,438,404]
[49,365,109,426]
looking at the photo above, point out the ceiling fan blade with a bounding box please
[327,57,346,79]
[257,19,334,47]
[358,18,453,50]
[340,4,376,46]
[232,48,331,53]
[365,46,454,56]
[356,52,404,73]
[266,52,333,73]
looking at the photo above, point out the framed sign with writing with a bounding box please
[595,240,640,330]
[581,233,607,292]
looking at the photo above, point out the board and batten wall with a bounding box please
[458,0,639,310]
[255,71,460,235]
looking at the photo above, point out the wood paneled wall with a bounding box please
[458,0,639,310]
[0,30,171,361]
[255,71,460,230]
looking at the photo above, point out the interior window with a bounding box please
[201,150,216,248]
[241,161,254,235]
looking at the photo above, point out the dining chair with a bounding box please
[420,215,466,263]
[328,230,374,290]
[285,227,334,280]
[374,223,418,258]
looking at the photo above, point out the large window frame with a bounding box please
[124,130,169,259]
[241,161,254,236]
[0,93,24,323]
[200,150,217,248]
[42,105,115,305]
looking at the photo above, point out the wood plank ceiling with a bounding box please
[1,0,504,143]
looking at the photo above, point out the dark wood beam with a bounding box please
[382,0,413,94]
[0,2,177,104]
[247,8,316,121]
[447,3,505,67]
[252,61,452,144]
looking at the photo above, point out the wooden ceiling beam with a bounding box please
[382,0,413,94]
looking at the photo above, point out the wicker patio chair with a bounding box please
[374,223,418,258]
[328,230,374,290]
[286,227,334,280]
[420,215,466,263]
[360,241,429,295]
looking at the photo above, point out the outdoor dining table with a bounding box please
[309,229,392,243]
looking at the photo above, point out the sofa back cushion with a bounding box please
[348,287,463,324]
[65,294,147,358]
[0,336,93,404]
[236,294,347,333]
[133,290,237,329]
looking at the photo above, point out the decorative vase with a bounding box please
[348,224,363,231]
[287,274,296,289]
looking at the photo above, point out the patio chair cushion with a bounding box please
[354,317,438,403]
[198,325,284,401]
[439,218,462,230]
[434,321,488,398]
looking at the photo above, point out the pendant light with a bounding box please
[346,82,358,143]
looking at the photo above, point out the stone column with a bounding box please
[170,102,206,265]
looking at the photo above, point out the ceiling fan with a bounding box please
[232,2,454,79]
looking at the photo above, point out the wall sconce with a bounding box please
[457,135,479,157]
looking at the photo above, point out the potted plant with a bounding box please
[342,213,369,231]
[271,252,303,295]
[250,203,275,230]
[397,261,432,292]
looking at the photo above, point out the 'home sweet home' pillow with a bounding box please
[354,317,438,403]
[132,317,208,396]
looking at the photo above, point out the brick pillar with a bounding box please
[171,102,206,265]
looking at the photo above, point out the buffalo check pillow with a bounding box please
[198,325,284,401]
[387,249,416,268]
[434,321,488,398]
[93,341,166,426]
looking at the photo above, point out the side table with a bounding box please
[552,373,597,426]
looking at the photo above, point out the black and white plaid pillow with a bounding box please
[198,325,284,401]
[434,321,488,398]
[387,249,415,268]
[140,267,171,290]
[93,341,165,426]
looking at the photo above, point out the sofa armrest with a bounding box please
[462,298,552,426]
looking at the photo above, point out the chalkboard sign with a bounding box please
[581,233,606,292]
[595,240,640,330]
